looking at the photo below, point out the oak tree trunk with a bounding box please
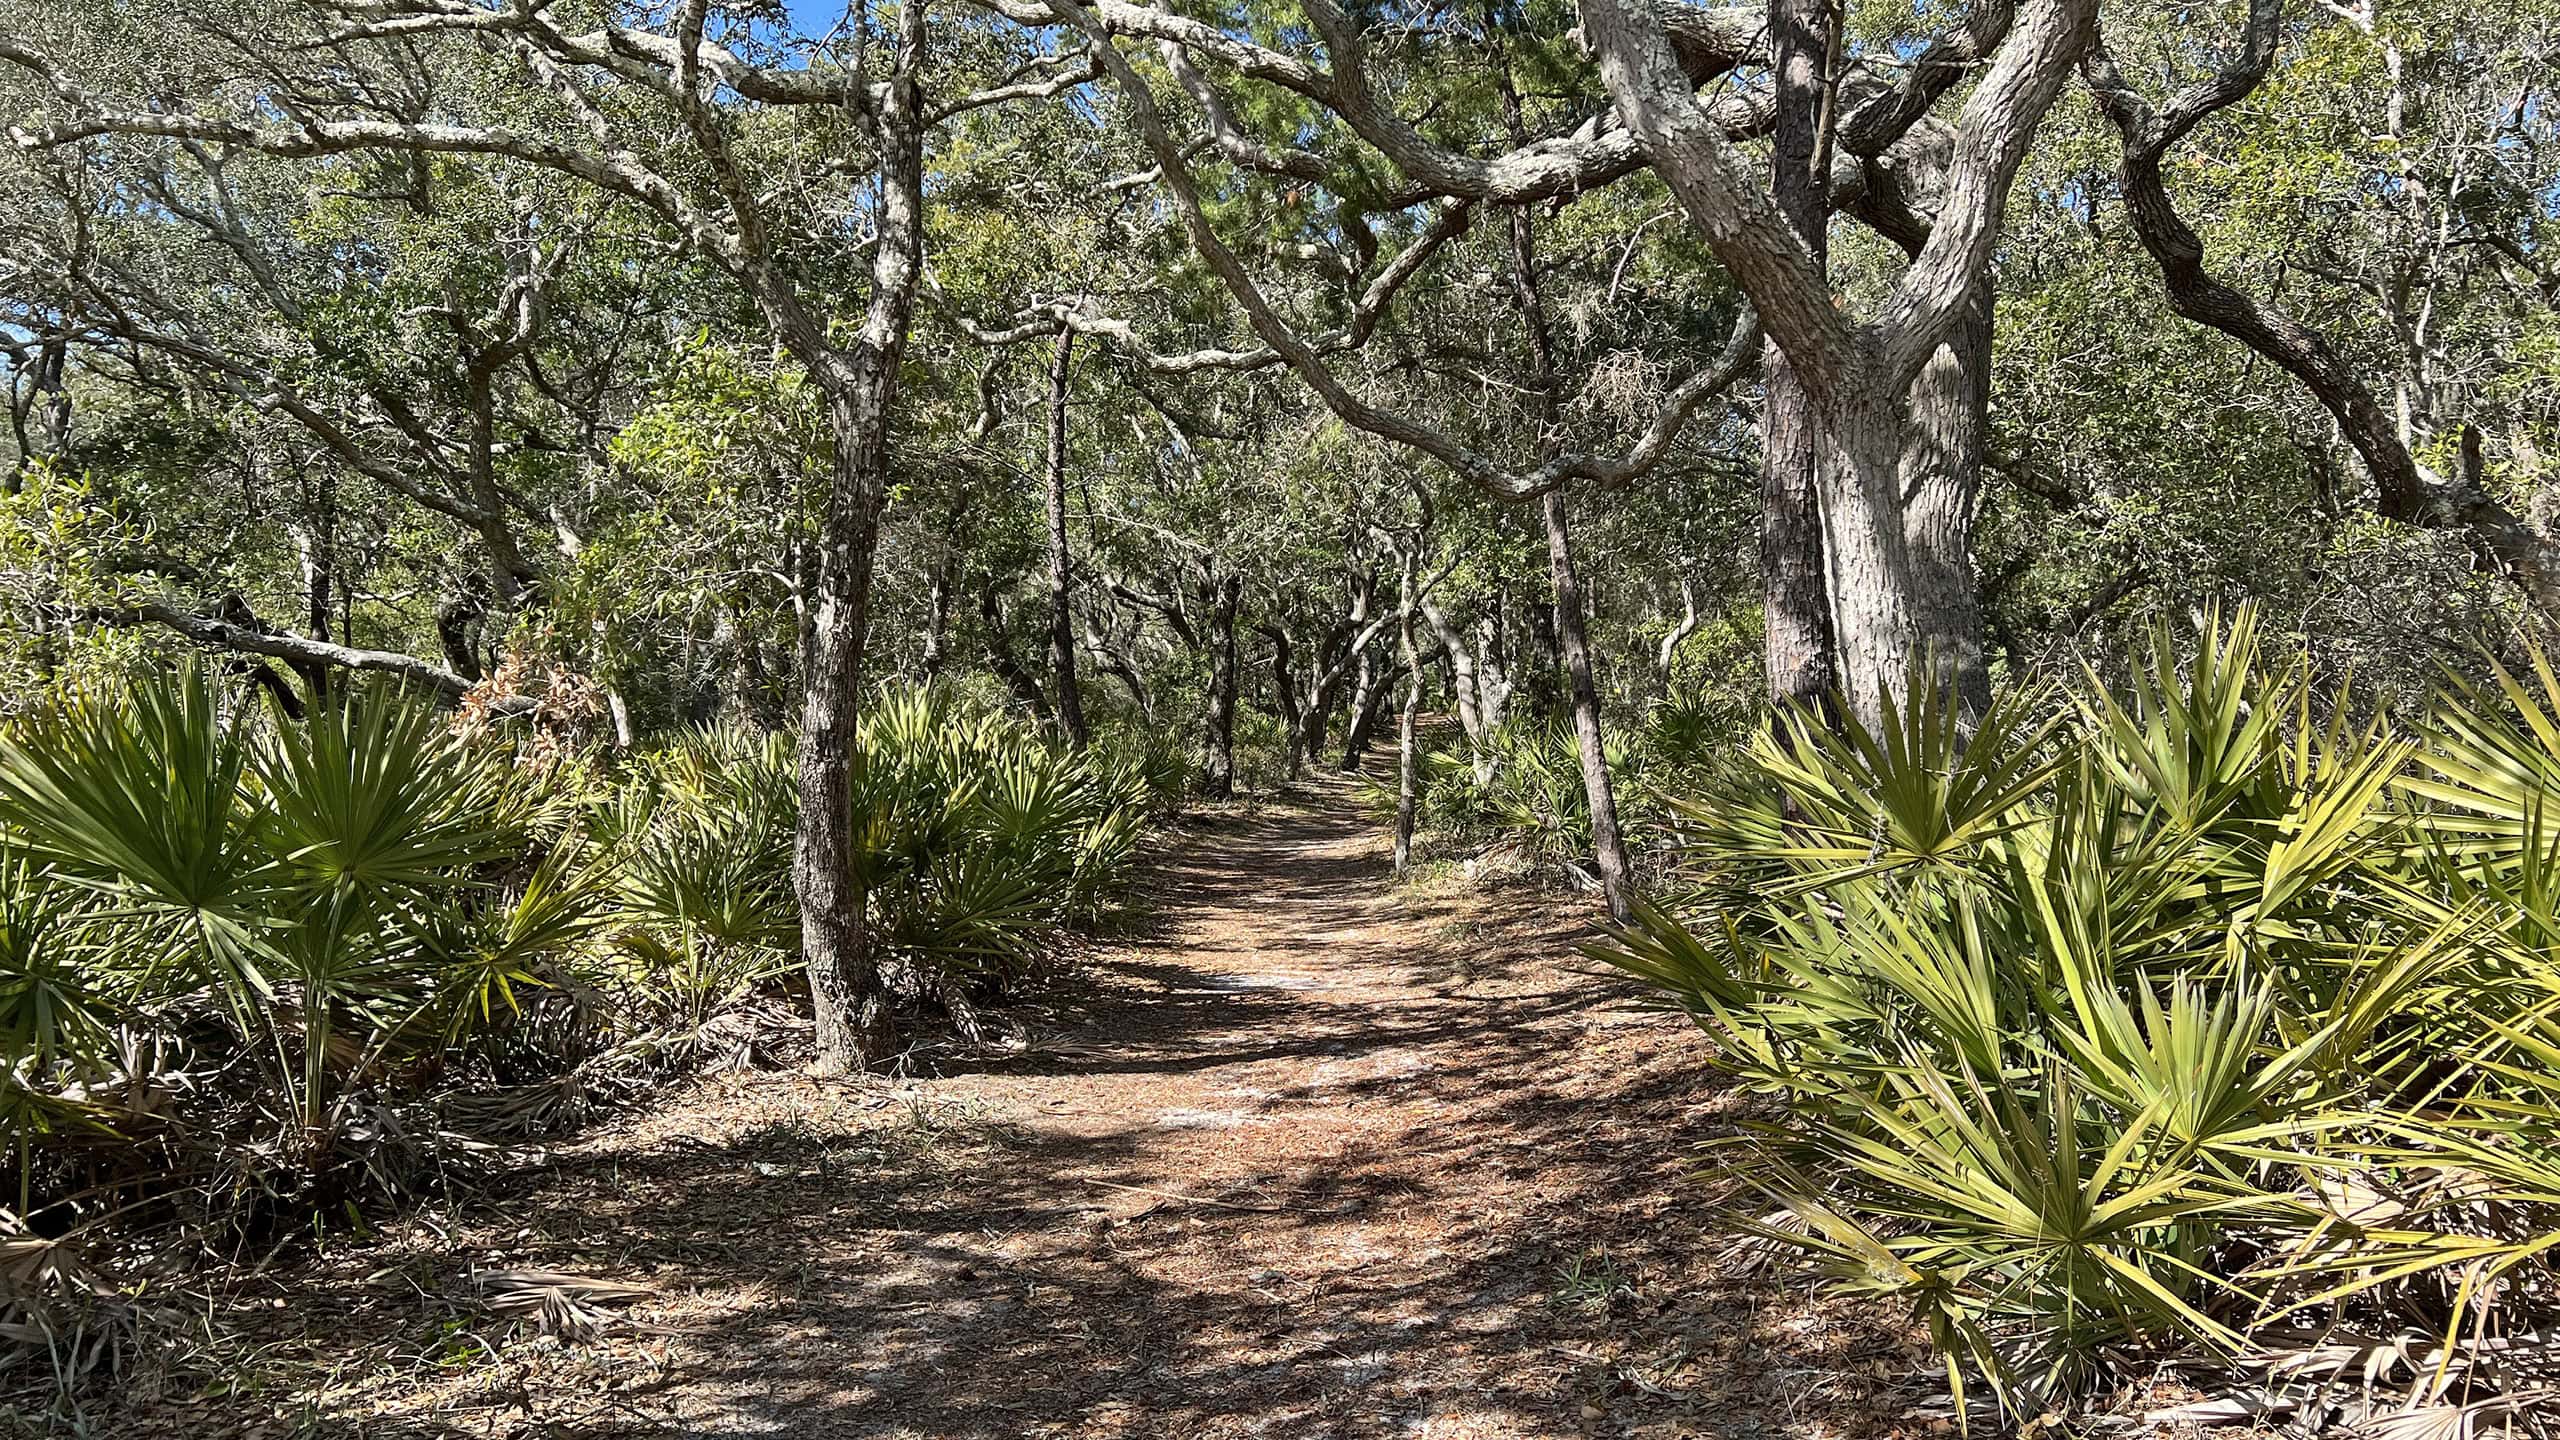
[1818,396,1924,732]
[1541,492,1636,921]
[1267,624,1305,779]
[1488,39,1639,917]
[1394,558,1423,872]
[1339,652,1391,772]
[922,546,953,681]
[1898,282,1994,716]
[979,581,1054,721]
[1421,599,1498,786]
[790,0,930,1075]
[1759,0,1837,717]
[795,388,899,1073]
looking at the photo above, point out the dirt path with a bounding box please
[290,788,1920,1440]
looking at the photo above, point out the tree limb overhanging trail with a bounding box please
[992,0,1769,505]
[994,0,2086,723]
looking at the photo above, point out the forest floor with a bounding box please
[107,784,1946,1440]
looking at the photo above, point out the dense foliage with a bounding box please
[0,671,1161,1389]
[1602,610,2560,1422]
[0,0,2552,1425]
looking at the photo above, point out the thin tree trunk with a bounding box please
[435,582,487,683]
[1657,576,1701,680]
[1525,577,1565,717]
[1043,322,1088,745]
[1339,651,1390,772]
[1266,624,1304,779]
[796,387,900,1073]
[733,611,786,731]
[1492,30,1635,920]
[979,581,1054,721]
[790,0,929,1075]
[1200,572,1241,798]
[295,507,334,702]
[462,360,542,606]
[1420,599,1495,785]
[922,546,953,681]
[24,332,70,487]
[1472,612,1515,732]
[1542,494,1636,921]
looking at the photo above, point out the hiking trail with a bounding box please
[303,786,1916,1439]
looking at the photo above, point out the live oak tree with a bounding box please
[969,0,2093,731]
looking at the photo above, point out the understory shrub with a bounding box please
[1598,607,2560,1425]
[0,669,1155,1404]
[1377,716,1677,883]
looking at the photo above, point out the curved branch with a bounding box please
[0,36,745,270]
[1577,0,1853,397]
[1867,0,2095,389]
[2081,0,2560,613]
[933,201,1474,374]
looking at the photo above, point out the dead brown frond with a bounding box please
[475,1268,659,1344]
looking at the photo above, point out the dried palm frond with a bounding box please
[475,1268,658,1344]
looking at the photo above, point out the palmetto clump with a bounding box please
[1598,606,2560,1428]
[0,670,1160,1402]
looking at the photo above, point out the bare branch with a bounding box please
[103,601,471,696]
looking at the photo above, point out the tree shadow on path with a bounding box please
[313,788,1926,1440]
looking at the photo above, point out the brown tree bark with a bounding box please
[1043,322,1089,744]
[1339,653,1392,772]
[1393,550,1423,873]
[979,580,1055,721]
[1489,14,1636,917]
[1540,493,1637,920]
[790,0,931,1074]
[1265,622,1305,780]
[1759,0,1838,717]
[922,548,954,681]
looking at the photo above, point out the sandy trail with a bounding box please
[299,787,1912,1440]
